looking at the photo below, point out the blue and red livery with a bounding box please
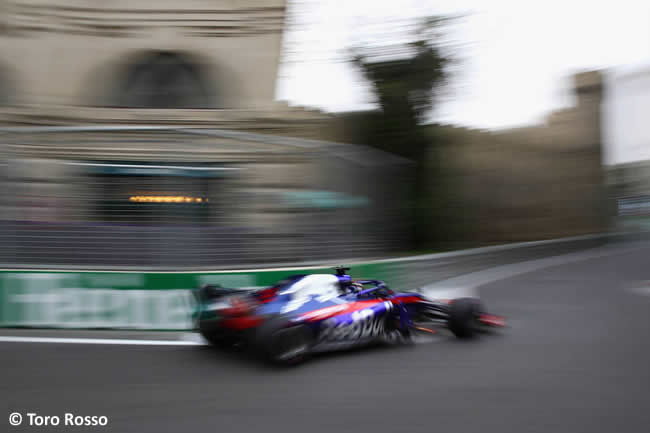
[195,266,504,364]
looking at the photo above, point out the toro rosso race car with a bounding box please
[195,266,504,364]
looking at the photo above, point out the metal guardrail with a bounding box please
[0,231,631,330]
[382,234,609,290]
[0,126,410,269]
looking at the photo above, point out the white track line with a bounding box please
[0,336,205,346]
[629,286,650,296]
[0,334,444,347]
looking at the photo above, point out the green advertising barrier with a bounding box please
[0,263,394,330]
[0,233,611,330]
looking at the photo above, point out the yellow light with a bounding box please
[129,195,208,204]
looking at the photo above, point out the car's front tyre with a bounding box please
[448,297,485,339]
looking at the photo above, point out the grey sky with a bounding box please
[276,0,650,130]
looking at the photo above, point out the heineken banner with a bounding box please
[0,264,392,330]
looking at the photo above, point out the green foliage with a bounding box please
[352,16,452,130]
[349,16,456,248]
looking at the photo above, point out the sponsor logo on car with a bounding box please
[320,305,388,341]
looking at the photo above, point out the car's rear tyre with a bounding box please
[256,317,313,365]
[196,284,240,348]
[198,318,235,348]
[448,297,484,339]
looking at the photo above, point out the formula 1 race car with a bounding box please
[194,266,505,364]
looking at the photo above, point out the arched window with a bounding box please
[115,51,213,108]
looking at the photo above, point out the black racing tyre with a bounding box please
[255,316,313,365]
[448,297,485,339]
[198,318,234,348]
[196,284,240,348]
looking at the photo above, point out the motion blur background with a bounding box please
[3,4,650,432]
[0,0,647,269]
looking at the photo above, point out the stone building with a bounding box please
[324,71,609,247]
[428,71,608,245]
[0,0,330,135]
[0,1,412,269]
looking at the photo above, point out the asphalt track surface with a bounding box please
[2,242,650,433]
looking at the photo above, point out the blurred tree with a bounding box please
[350,16,455,249]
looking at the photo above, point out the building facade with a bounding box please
[0,0,333,136]
[425,71,608,245]
[1,0,283,107]
[603,65,650,230]
[0,1,412,269]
